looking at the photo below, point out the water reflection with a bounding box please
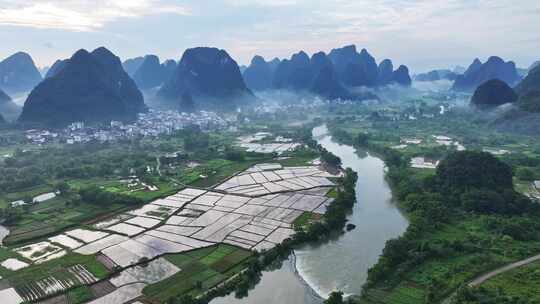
[211,257,323,304]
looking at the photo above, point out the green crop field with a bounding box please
[143,244,253,302]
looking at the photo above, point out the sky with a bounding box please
[0,0,539,73]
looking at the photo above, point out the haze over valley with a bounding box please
[0,2,540,304]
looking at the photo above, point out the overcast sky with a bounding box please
[0,0,539,73]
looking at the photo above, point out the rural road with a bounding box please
[467,254,540,287]
[442,254,540,304]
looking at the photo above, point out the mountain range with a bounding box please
[0,88,20,122]
[452,57,521,92]
[242,55,278,91]
[158,47,253,111]
[470,63,540,113]
[515,64,540,112]
[242,45,411,100]
[132,55,176,90]
[0,52,43,94]
[19,47,146,127]
[45,59,69,78]
[122,57,145,77]
[414,69,459,82]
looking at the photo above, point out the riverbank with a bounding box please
[294,125,408,299]
[323,125,540,304]
[209,124,408,304]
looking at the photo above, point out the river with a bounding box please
[211,125,409,304]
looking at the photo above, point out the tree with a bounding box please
[325,291,345,304]
[461,189,506,214]
[56,181,70,195]
[224,148,245,161]
[356,133,369,146]
[436,151,513,193]
[320,148,342,167]
[516,167,535,181]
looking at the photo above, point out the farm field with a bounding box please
[0,157,339,303]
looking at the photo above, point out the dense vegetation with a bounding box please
[470,79,517,109]
[325,127,540,304]
[0,127,272,244]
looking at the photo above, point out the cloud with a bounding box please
[223,0,297,7]
[0,0,190,31]
[210,0,540,69]
[1,0,539,71]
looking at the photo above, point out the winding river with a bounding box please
[211,125,408,304]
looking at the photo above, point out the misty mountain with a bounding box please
[268,58,281,72]
[529,61,540,73]
[273,51,313,90]
[243,55,274,91]
[452,56,521,92]
[471,79,517,109]
[488,64,540,134]
[0,88,11,106]
[122,57,145,77]
[414,69,458,82]
[132,55,176,90]
[392,65,412,86]
[453,65,466,74]
[242,56,282,92]
[377,59,394,85]
[157,47,253,110]
[328,45,379,87]
[515,65,540,112]
[0,52,43,94]
[19,47,146,127]
[515,65,540,96]
[162,59,177,83]
[518,91,540,112]
[269,50,375,100]
[326,45,411,87]
[309,51,356,100]
[242,45,409,100]
[39,66,50,78]
[0,88,20,121]
[45,59,69,78]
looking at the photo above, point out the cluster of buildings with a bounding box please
[24,110,231,145]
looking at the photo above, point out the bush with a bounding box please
[516,167,536,181]
[436,151,513,193]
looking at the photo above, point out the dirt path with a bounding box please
[442,254,540,304]
[467,254,540,287]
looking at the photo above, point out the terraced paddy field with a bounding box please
[0,162,339,303]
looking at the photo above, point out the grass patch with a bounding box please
[144,245,253,302]
[293,211,317,229]
[361,213,540,303]
[2,253,108,292]
[67,285,94,304]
